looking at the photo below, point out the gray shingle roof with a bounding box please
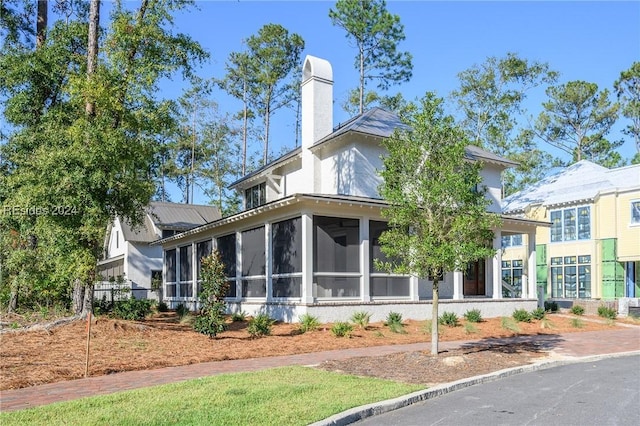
[121,202,221,242]
[502,160,640,214]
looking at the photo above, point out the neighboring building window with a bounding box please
[550,206,590,242]
[179,245,193,298]
[501,234,523,248]
[217,233,237,298]
[501,260,523,297]
[370,221,409,298]
[313,216,360,298]
[272,217,302,298]
[245,182,266,210]
[196,240,212,295]
[551,255,591,298]
[631,200,640,224]
[165,249,176,298]
[241,226,266,297]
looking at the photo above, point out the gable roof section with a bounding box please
[121,202,222,243]
[502,160,640,214]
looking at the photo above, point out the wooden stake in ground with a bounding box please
[85,312,92,377]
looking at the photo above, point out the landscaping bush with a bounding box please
[597,305,617,320]
[570,305,585,316]
[512,308,532,323]
[331,322,353,338]
[531,307,546,320]
[157,301,169,312]
[385,311,403,326]
[438,311,459,327]
[193,252,230,338]
[463,308,483,323]
[350,311,371,329]
[464,322,478,334]
[231,311,247,322]
[175,303,189,319]
[113,298,153,321]
[544,301,558,312]
[298,314,320,333]
[501,316,521,333]
[247,314,275,337]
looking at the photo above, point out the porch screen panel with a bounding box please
[196,240,212,295]
[313,216,360,298]
[369,221,409,297]
[217,233,237,298]
[241,226,266,297]
[272,217,302,298]
[179,245,193,298]
[165,249,176,298]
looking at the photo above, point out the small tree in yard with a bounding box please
[377,93,500,355]
[193,252,229,338]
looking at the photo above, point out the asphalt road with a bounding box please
[357,355,640,426]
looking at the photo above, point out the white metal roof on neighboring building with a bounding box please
[502,160,640,214]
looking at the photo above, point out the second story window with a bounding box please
[501,234,523,248]
[245,182,266,210]
[550,206,590,243]
[631,200,640,225]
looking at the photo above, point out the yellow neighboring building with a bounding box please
[502,160,640,301]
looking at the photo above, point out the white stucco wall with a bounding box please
[318,141,385,197]
[282,161,304,197]
[126,242,162,298]
[480,164,504,213]
[107,218,126,258]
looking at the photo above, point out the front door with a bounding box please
[464,260,486,296]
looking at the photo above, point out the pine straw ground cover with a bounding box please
[0,311,625,390]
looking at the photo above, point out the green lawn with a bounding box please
[0,366,423,425]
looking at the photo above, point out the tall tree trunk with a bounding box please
[36,0,48,48]
[242,79,248,175]
[8,283,19,313]
[431,280,439,355]
[72,278,85,315]
[263,103,270,166]
[359,44,365,115]
[85,0,100,117]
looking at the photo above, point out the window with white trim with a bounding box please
[165,249,176,298]
[631,200,640,225]
[245,182,266,210]
[501,260,523,297]
[179,245,193,298]
[550,206,590,243]
[501,234,523,248]
[370,221,410,298]
[241,226,266,297]
[551,255,591,298]
[272,217,302,298]
[196,240,212,295]
[217,233,237,298]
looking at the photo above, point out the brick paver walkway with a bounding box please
[1,327,639,412]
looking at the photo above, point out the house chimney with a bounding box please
[301,55,333,148]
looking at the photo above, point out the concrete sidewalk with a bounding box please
[1,327,639,413]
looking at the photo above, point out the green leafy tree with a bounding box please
[377,93,499,355]
[329,0,412,115]
[614,62,640,164]
[0,0,207,314]
[241,24,304,165]
[535,80,622,167]
[193,251,229,338]
[451,53,558,195]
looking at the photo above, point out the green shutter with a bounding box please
[536,244,548,297]
[601,238,625,299]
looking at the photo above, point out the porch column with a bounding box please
[360,216,371,302]
[492,231,502,299]
[191,241,197,309]
[527,231,536,300]
[452,271,463,300]
[410,276,420,301]
[265,222,272,302]
[301,212,314,303]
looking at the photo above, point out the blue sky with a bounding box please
[160,1,638,204]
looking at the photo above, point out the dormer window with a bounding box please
[245,182,266,210]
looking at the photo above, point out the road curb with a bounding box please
[311,350,640,426]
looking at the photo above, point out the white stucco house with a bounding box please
[154,55,547,322]
[98,202,221,300]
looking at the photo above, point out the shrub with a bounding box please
[157,301,169,312]
[597,305,617,320]
[463,308,482,323]
[247,314,275,337]
[512,308,532,323]
[113,298,153,321]
[531,307,546,320]
[540,317,554,329]
[175,303,189,319]
[438,311,459,327]
[331,322,353,338]
[299,314,320,333]
[193,252,230,338]
[570,305,585,316]
[464,322,478,334]
[387,321,407,334]
[501,316,521,333]
[231,311,247,322]
[571,318,584,328]
[350,311,371,329]
[385,311,403,326]
[544,301,559,312]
